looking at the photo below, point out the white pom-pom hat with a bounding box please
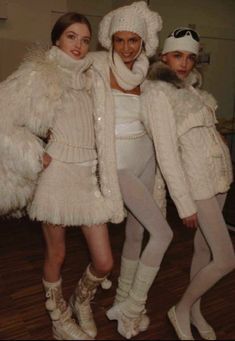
[98,1,163,57]
[162,27,200,55]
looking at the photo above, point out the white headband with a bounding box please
[162,28,200,55]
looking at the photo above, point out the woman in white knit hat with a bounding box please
[142,27,235,340]
[0,12,128,341]
[89,1,173,339]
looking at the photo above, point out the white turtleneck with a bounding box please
[45,47,97,163]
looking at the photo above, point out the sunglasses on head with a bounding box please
[169,28,200,42]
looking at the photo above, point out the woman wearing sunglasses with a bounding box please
[142,27,235,340]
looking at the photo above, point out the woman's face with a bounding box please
[162,51,197,80]
[56,22,91,60]
[113,31,142,68]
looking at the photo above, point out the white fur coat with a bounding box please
[0,48,125,223]
[0,49,62,216]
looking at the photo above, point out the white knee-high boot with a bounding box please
[107,262,159,339]
[69,265,107,338]
[42,278,92,340]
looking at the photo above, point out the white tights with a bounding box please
[118,155,173,268]
[176,194,235,336]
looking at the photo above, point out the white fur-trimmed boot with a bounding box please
[69,265,106,338]
[113,257,150,332]
[42,278,92,340]
[107,262,159,339]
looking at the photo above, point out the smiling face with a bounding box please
[113,31,142,69]
[56,22,91,60]
[162,50,197,80]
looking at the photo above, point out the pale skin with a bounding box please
[42,22,113,283]
[162,50,199,229]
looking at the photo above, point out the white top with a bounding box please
[112,90,145,137]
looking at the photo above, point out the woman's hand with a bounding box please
[42,152,52,169]
[182,213,198,229]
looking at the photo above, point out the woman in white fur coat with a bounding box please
[90,2,173,339]
[142,27,235,340]
[0,12,125,341]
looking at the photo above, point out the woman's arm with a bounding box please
[144,88,198,224]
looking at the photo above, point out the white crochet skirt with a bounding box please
[28,159,111,226]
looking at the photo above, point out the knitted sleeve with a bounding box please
[144,88,197,219]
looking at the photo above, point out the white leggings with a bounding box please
[176,193,235,332]
[116,135,173,268]
[188,194,235,308]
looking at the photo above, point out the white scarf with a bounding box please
[108,50,149,91]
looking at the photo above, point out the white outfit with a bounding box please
[143,63,233,218]
[113,90,154,176]
[103,66,173,338]
[90,51,166,215]
[0,46,124,225]
[111,88,173,267]
[143,61,235,338]
[28,49,108,226]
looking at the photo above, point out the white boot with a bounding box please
[43,278,92,340]
[69,265,106,338]
[107,262,159,339]
[113,257,150,332]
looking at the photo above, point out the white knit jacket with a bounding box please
[0,48,125,223]
[90,51,167,216]
[141,62,233,219]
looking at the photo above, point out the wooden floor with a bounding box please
[0,187,235,340]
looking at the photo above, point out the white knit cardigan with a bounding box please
[90,51,167,216]
[142,62,233,219]
[0,48,125,223]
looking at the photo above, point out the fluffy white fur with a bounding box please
[0,48,125,223]
[0,49,60,216]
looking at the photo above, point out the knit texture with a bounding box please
[0,47,125,224]
[141,63,233,218]
[98,1,162,57]
[90,51,166,217]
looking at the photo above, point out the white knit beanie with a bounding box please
[162,27,200,55]
[98,1,163,57]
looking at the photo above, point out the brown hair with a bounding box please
[51,12,92,45]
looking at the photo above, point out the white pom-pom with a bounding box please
[101,278,112,290]
[50,308,61,321]
[45,298,56,311]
